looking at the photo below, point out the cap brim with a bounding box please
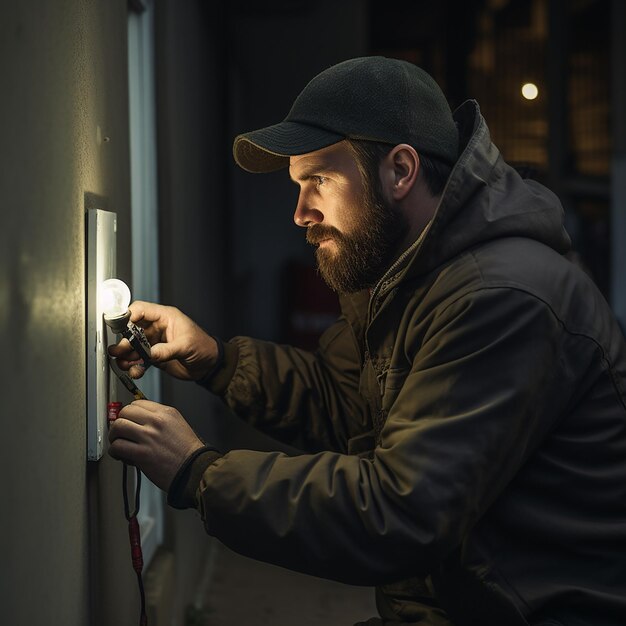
[233,121,345,173]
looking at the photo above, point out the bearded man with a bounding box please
[109,57,626,625]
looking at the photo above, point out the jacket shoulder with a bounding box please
[413,237,619,355]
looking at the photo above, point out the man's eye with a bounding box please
[314,176,327,187]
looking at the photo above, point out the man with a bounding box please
[109,57,626,625]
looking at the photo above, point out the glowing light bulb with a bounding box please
[100,278,151,363]
[100,278,131,319]
[521,83,539,100]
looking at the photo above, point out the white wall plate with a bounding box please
[86,209,117,461]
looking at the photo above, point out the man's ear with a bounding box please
[381,144,420,201]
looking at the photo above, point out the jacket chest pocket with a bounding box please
[360,356,407,444]
[364,363,412,444]
[358,356,381,443]
[381,366,410,409]
[378,367,411,443]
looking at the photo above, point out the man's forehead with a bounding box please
[289,141,354,178]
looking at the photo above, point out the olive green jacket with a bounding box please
[190,101,626,625]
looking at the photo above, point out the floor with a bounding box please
[200,541,378,625]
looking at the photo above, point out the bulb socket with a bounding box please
[104,309,131,334]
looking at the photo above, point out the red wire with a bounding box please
[123,463,148,626]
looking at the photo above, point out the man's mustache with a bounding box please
[306,224,344,246]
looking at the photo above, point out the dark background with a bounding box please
[158,0,619,356]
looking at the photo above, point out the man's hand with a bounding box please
[108,400,205,492]
[108,301,218,381]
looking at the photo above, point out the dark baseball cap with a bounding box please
[233,56,459,173]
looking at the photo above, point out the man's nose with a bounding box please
[293,196,324,227]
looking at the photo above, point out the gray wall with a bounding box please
[0,1,136,624]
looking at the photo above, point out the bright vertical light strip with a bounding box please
[129,8,159,308]
[128,0,163,564]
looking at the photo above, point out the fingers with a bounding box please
[122,302,181,362]
[108,329,154,378]
[108,437,142,463]
[118,400,158,424]
[128,363,148,379]
[113,340,179,367]
[107,338,145,377]
[107,338,143,369]
[125,399,162,412]
[128,300,168,327]
[110,341,177,378]
[149,341,180,363]
[108,414,143,463]
[108,337,137,359]
[108,401,165,446]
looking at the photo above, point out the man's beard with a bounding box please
[306,188,408,294]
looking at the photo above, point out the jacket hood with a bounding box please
[381,100,571,288]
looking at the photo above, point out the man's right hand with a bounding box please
[108,301,219,382]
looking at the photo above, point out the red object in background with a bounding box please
[282,261,341,351]
[107,401,122,423]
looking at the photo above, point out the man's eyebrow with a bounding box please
[289,164,333,183]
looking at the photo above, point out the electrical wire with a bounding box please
[106,320,154,625]
[109,353,150,626]
[123,462,148,626]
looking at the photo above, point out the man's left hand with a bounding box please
[108,400,204,492]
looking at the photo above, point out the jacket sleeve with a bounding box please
[192,287,574,585]
[204,315,371,454]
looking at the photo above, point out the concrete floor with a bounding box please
[202,541,378,625]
